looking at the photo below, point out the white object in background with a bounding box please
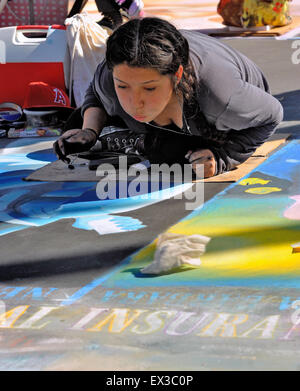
[141,232,211,275]
[65,13,109,107]
[0,0,7,14]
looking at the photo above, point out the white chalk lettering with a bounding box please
[88,308,148,333]
[0,306,29,328]
[131,310,177,334]
[165,311,210,336]
[71,308,109,330]
[199,313,248,337]
[241,315,280,339]
[15,306,58,329]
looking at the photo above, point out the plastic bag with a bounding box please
[65,13,109,107]
[141,232,211,275]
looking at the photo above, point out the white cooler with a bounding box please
[0,24,70,106]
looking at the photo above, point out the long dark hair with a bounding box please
[106,17,196,104]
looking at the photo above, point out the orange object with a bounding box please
[217,0,292,27]
[292,243,300,253]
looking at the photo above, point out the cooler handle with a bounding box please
[14,25,66,44]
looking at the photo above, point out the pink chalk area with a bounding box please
[284,195,300,220]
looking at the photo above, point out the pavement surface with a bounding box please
[0,0,300,372]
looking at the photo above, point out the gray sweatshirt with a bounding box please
[82,30,283,174]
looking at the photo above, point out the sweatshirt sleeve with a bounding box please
[198,67,283,174]
[210,79,284,174]
[80,64,107,117]
[211,117,282,175]
[215,79,283,131]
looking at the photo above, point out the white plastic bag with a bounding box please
[65,13,109,107]
[141,232,211,275]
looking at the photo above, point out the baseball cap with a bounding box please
[23,82,73,111]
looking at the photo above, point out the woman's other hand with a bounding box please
[53,128,98,163]
[185,149,216,178]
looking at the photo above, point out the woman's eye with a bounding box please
[145,87,156,92]
[117,85,127,89]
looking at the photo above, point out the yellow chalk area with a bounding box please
[130,184,300,281]
[168,215,282,237]
[239,178,271,186]
[133,241,157,263]
[199,243,300,278]
[132,219,300,278]
[245,187,282,195]
[133,234,300,278]
[164,217,300,277]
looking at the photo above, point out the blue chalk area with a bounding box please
[101,275,300,290]
[2,138,55,150]
[59,186,100,203]
[0,187,66,229]
[61,274,115,306]
[17,199,63,219]
[0,139,192,239]
[0,189,30,204]
[42,187,93,198]
[0,158,46,173]
[256,140,300,181]
[73,215,146,232]
[0,189,31,224]
[0,140,55,174]
[72,216,101,231]
[26,149,57,163]
[109,215,146,231]
[57,183,191,219]
[0,172,41,190]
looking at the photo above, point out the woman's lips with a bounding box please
[133,115,146,121]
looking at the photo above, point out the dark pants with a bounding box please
[94,0,134,13]
[94,0,120,14]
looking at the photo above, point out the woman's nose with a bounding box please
[132,92,144,109]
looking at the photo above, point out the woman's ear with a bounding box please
[175,65,184,84]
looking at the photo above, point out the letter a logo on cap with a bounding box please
[23,82,72,110]
[53,88,67,106]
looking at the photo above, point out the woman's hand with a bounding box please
[185,149,216,178]
[53,128,98,163]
